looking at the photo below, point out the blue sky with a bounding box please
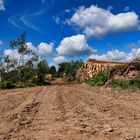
[0,0,140,65]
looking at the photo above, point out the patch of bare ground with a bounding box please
[0,84,140,140]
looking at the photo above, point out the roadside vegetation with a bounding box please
[89,70,109,87]
[0,33,84,89]
[0,33,139,91]
[111,76,140,91]
[88,60,140,91]
[0,33,55,89]
[58,60,84,82]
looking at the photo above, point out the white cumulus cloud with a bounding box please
[0,0,5,11]
[56,34,94,57]
[4,49,33,63]
[4,41,54,61]
[89,48,140,62]
[68,5,140,38]
[53,56,66,64]
[26,42,54,56]
[26,42,37,53]
[130,48,140,60]
[4,49,19,59]
[38,42,54,56]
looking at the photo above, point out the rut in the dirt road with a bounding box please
[0,85,140,140]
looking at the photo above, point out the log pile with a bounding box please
[76,59,128,82]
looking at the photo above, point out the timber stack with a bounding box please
[76,59,128,82]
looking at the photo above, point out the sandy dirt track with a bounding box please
[0,84,140,140]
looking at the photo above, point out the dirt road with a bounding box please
[0,84,140,140]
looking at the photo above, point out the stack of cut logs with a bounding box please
[76,59,128,82]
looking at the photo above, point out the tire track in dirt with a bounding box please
[66,85,140,140]
[0,84,140,140]
[1,100,40,140]
[0,88,35,99]
[56,85,114,140]
[28,86,70,140]
[0,87,43,140]
[0,87,42,118]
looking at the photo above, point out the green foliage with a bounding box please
[4,56,18,72]
[49,66,57,77]
[3,70,19,83]
[22,83,36,88]
[89,70,109,86]
[10,32,27,52]
[37,59,49,83]
[18,67,36,83]
[130,76,140,89]
[111,77,140,91]
[0,33,52,89]
[111,79,129,89]
[58,62,69,78]
[0,82,15,89]
[58,60,84,81]
[10,32,30,66]
[129,76,140,90]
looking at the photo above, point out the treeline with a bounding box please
[0,33,83,89]
[3,33,138,91]
[58,60,84,81]
[0,33,51,89]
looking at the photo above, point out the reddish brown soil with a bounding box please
[0,84,140,140]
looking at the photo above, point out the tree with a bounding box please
[0,52,4,82]
[0,51,3,65]
[58,62,69,78]
[58,60,84,81]
[9,32,30,66]
[9,33,37,84]
[4,55,11,72]
[3,55,17,71]
[49,66,57,77]
[37,59,49,83]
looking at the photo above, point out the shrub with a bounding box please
[111,79,129,89]
[58,60,84,82]
[111,78,140,91]
[89,70,109,87]
[0,82,15,89]
[24,83,36,87]
[129,76,140,89]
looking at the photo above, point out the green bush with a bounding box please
[130,76,140,88]
[58,60,84,82]
[0,82,15,89]
[17,81,51,88]
[111,78,140,91]
[24,83,36,87]
[129,76,140,90]
[89,70,109,87]
[111,79,129,89]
